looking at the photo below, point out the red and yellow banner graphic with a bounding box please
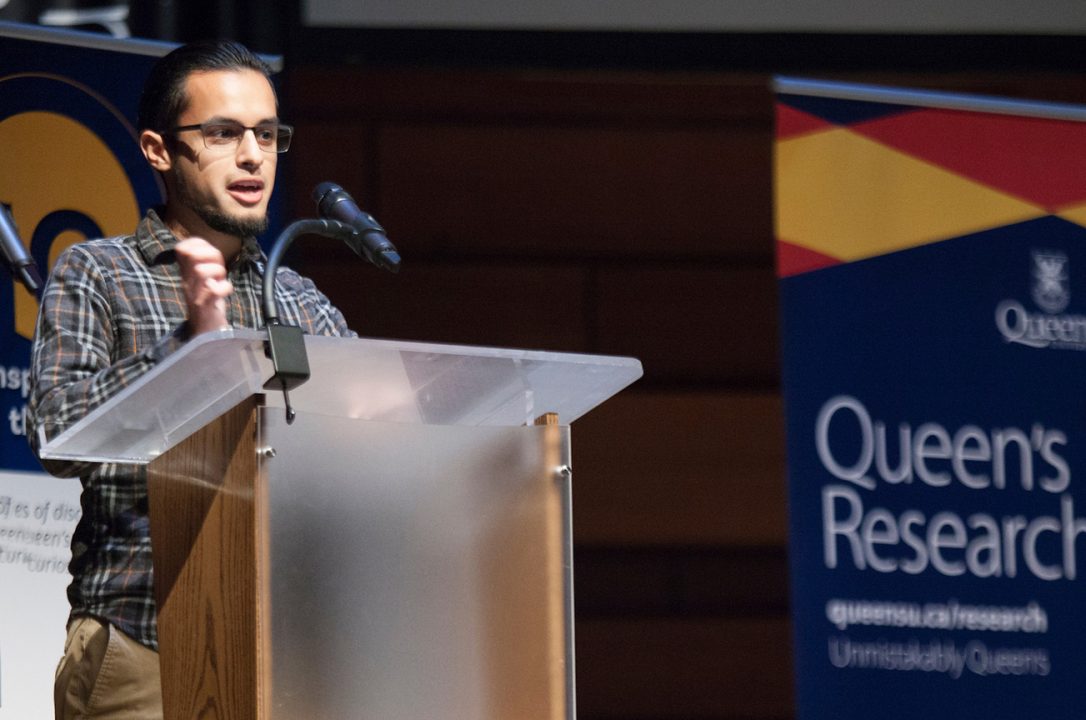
[775,82,1086,277]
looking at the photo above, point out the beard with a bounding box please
[173,169,269,239]
[198,204,268,239]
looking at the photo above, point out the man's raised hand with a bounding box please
[175,237,233,336]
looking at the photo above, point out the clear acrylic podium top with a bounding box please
[38,329,643,465]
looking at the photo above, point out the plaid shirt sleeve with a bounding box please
[26,242,185,477]
[272,267,356,338]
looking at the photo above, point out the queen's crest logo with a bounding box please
[1031,250,1070,314]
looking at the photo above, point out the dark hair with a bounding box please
[137,39,275,132]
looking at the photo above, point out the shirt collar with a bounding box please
[136,207,266,269]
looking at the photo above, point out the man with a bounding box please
[27,40,353,719]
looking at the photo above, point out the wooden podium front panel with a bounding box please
[259,410,573,720]
[147,397,268,720]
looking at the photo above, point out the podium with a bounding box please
[40,329,642,720]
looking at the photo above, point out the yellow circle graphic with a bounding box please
[0,111,140,339]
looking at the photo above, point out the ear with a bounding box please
[140,129,172,172]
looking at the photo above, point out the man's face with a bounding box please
[166,69,279,240]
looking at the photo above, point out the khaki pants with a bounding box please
[54,616,162,720]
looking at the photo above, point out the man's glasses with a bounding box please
[168,121,294,153]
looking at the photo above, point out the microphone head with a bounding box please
[378,250,401,274]
[312,182,344,211]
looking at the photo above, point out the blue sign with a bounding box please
[777,79,1086,719]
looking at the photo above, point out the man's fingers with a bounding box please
[176,238,227,276]
[186,262,231,291]
[175,237,233,334]
[206,277,233,297]
[177,239,232,299]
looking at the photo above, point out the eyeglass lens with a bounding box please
[201,122,292,153]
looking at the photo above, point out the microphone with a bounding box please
[261,216,387,422]
[312,182,401,273]
[0,204,43,296]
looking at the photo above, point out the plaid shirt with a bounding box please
[27,209,354,649]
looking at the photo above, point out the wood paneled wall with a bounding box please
[282,65,1085,720]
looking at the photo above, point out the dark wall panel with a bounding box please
[572,392,787,547]
[576,617,794,720]
[595,267,779,385]
[296,260,591,348]
[374,124,773,260]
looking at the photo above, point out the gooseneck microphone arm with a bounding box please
[262,218,357,424]
[261,185,401,424]
[262,218,356,326]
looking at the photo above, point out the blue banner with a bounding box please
[1,24,170,471]
[776,78,1086,719]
